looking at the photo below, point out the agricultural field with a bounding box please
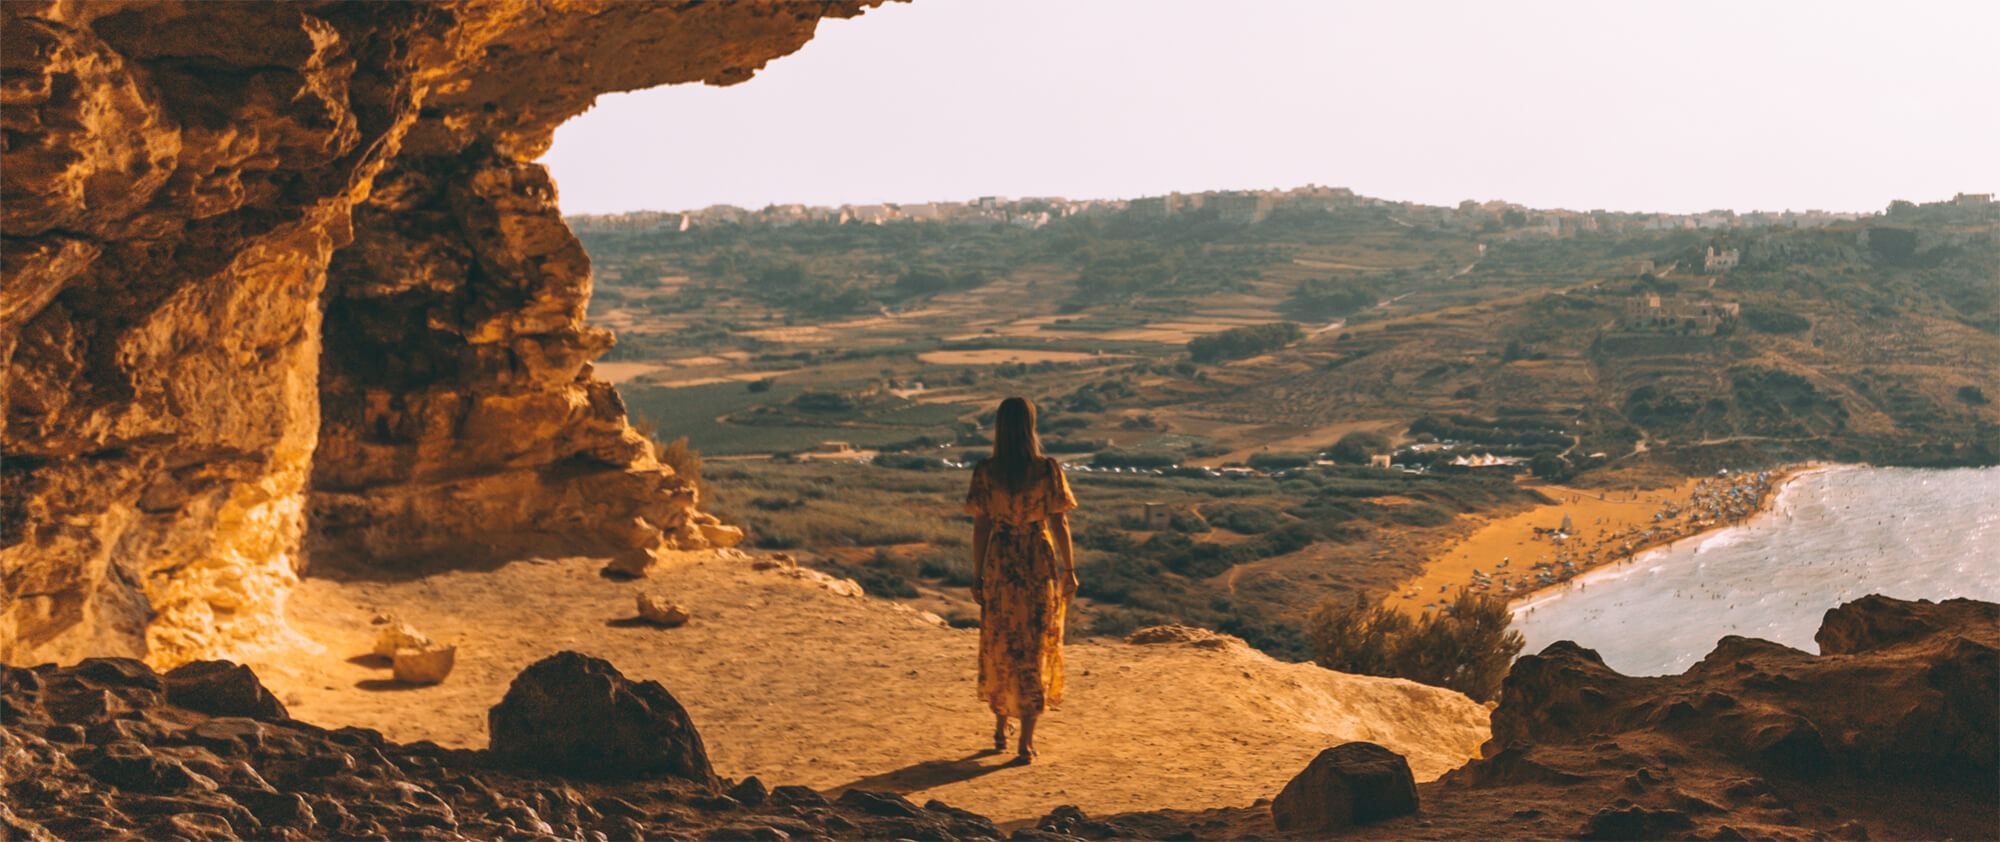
[579,198,2000,660]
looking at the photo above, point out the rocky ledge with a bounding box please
[4,596,1993,841]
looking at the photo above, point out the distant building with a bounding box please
[1624,293,1740,334]
[845,204,893,225]
[1368,454,1393,469]
[1703,246,1740,272]
[1126,195,1179,219]
[1955,192,1994,206]
[1143,503,1175,531]
[1209,191,1272,224]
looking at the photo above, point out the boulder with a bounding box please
[1124,624,1245,650]
[372,623,434,658]
[163,661,288,721]
[487,651,713,782]
[637,594,692,627]
[391,645,457,685]
[1815,595,2000,655]
[1270,741,1419,832]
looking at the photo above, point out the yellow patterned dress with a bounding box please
[963,456,1078,717]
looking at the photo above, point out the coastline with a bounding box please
[1385,464,1820,617]
[1505,463,1833,615]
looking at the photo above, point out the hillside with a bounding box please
[568,194,2000,665]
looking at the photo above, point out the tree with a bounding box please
[1327,431,1391,464]
[1530,453,1573,480]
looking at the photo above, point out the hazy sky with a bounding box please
[541,0,1999,216]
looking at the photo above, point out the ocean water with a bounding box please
[1510,465,2000,676]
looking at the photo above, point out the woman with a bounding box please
[963,396,1077,763]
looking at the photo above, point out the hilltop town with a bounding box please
[567,185,1994,236]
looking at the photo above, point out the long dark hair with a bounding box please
[988,396,1041,492]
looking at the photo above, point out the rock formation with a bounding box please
[2,1,879,668]
[3,598,1993,840]
[0,655,1014,841]
[1142,594,1996,840]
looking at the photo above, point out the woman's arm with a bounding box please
[971,514,992,606]
[1047,511,1076,597]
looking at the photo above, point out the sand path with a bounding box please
[251,553,1490,826]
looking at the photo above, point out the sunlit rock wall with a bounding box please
[2,0,878,668]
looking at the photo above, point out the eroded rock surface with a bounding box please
[1091,595,1999,840]
[2,0,874,668]
[0,655,1021,841]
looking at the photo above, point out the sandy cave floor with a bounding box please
[248,552,1491,827]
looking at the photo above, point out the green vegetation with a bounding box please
[1186,321,1304,362]
[1308,588,1524,702]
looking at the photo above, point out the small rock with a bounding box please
[767,785,826,806]
[392,645,456,685]
[372,623,433,658]
[1579,806,1694,841]
[727,776,769,806]
[1271,741,1419,833]
[698,522,744,548]
[751,553,796,571]
[836,789,920,818]
[487,651,713,782]
[638,594,693,627]
[164,661,288,721]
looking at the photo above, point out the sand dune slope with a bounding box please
[255,552,1489,824]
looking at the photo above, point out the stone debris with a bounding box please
[391,645,457,685]
[371,623,434,658]
[752,552,797,571]
[637,594,692,627]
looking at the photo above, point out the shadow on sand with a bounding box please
[827,751,1015,797]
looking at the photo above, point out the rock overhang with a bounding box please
[1,0,886,667]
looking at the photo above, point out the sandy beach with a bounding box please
[1387,467,1803,617]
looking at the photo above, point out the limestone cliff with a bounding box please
[2,1,880,668]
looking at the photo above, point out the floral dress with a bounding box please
[963,456,1078,717]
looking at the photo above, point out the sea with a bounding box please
[1510,465,2000,676]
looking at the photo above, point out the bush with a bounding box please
[1741,307,1811,334]
[1327,431,1391,464]
[1307,589,1524,702]
[1246,452,1311,470]
[916,550,974,587]
[1205,504,1281,535]
[1186,321,1304,363]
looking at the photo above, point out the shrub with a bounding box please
[1205,504,1281,535]
[1307,589,1524,702]
[916,550,974,587]
[1741,307,1811,334]
[1186,321,1304,363]
[1246,452,1312,470]
[1327,431,1391,464]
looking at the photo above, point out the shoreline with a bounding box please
[1385,463,1821,617]
[1506,463,1835,615]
